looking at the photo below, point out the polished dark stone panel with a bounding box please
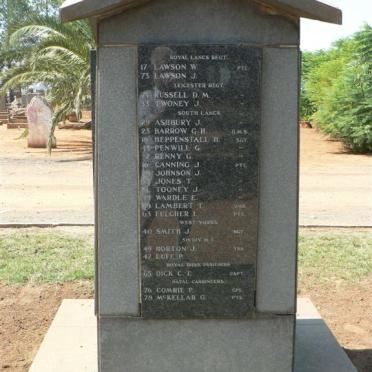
[138,45,262,318]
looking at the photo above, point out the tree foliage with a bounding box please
[0,0,62,40]
[0,14,95,151]
[0,1,64,71]
[301,25,372,153]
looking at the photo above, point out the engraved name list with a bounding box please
[137,45,261,318]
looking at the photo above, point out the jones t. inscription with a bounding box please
[138,45,261,318]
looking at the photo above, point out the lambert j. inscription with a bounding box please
[138,45,261,318]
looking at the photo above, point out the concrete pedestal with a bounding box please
[99,316,294,372]
[29,298,357,372]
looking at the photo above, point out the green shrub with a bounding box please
[301,25,372,153]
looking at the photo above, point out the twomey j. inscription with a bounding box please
[138,45,261,318]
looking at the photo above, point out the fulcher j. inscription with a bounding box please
[138,45,261,318]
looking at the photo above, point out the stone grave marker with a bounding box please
[26,97,54,148]
[0,95,6,111]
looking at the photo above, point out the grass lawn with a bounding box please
[298,229,372,288]
[0,227,371,285]
[0,228,94,284]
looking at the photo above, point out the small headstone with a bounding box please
[10,96,23,114]
[0,95,6,111]
[21,95,27,107]
[26,97,55,148]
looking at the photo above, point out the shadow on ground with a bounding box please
[52,139,93,156]
[345,349,372,372]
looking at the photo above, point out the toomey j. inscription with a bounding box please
[138,45,262,318]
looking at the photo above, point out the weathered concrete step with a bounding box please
[9,116,28,123]
[7,122,28,129]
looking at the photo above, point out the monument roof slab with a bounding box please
[60,0,342,25]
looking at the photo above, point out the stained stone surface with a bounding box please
[98,0,300,46]
[138,45,262,318]
[99,315,294,372]
[26,97,53,148]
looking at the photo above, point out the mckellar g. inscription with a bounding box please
[138,45,262,318]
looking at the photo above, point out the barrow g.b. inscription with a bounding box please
[138,45,261,318]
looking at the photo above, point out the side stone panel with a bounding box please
[96,47,139,316]
[256,47,299,314]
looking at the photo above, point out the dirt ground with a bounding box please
[0,281,93,372]
[299,278,372,372]
[300,127,371,226]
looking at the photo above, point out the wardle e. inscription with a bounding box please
[138,45,261,318]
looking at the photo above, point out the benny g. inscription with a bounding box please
[138,45,261,318]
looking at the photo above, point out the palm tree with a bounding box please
[0,15,95,151]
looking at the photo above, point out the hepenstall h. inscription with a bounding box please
[138,45,261,318]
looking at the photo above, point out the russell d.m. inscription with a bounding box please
[138,45,262,318]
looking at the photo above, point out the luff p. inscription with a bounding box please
[138,45,261,318]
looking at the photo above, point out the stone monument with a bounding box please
[60,1,342,371]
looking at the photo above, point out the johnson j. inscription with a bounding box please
[138,45,261,318]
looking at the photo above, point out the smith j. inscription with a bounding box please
[138,45,261,318]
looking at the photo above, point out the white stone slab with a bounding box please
[29,298,356,372]
[296,297,321,319]
[28,300,97,372]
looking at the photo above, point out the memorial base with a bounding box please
[99,316,294,372]
[29,299,357,372]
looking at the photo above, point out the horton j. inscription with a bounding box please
[138,45,261,318]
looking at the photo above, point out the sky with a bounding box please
[301,0,372,51]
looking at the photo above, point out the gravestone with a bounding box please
[0,95,6,111]
[60,1,342,371]
[26,97,54,148]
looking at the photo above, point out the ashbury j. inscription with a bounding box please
[137,45,261,318]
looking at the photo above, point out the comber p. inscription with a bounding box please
[138,45,261,318]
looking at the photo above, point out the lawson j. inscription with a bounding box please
[138,45,262,318]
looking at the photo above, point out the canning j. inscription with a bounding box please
[138,45,261,318]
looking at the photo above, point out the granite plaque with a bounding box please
[138,45,261,318]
